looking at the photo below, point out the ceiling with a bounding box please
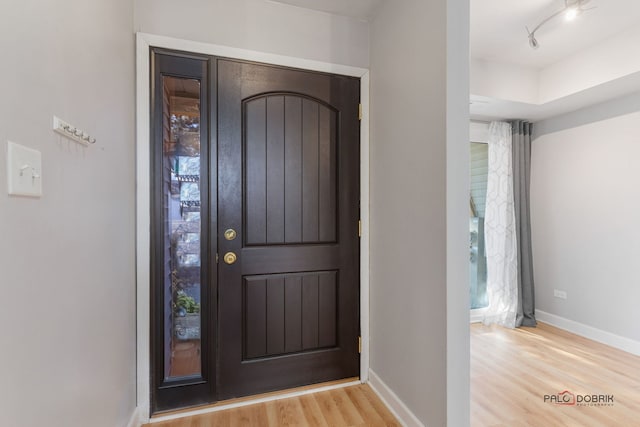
[471,0,640,69]
[272,1,640,68]
[268,0,640,121]
[268,0,382,21]
[471,0,640,121]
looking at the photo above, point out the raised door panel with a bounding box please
[243,271,337,360]
[244,94,338,246]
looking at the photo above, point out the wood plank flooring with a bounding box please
[472,322,640,427]
[146,384,400,427]
[148,322,640,426]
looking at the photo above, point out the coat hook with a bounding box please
[53,116,96,146]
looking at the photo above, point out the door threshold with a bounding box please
[149,377,361,423]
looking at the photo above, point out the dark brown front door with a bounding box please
[217,59,361,399]
[151,52,361,411]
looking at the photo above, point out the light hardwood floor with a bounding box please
[472,322,640,427]
[146,384,400,426]
[147,323,640,426]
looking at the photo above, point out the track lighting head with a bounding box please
[528,33,539,49]
[526,0,595,50]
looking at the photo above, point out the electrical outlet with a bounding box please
[554,289,567,300]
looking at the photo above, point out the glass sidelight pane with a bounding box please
[162,76,202,379]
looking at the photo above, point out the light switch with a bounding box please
[7,141,42,197]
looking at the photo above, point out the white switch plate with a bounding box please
[7,141,42,197]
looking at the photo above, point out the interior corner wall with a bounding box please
[134,0,370,69]
[531,94,640,343]
[0,1,136,427]
[370,0,459,424]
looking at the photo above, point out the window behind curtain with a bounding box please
[470,142,488,309]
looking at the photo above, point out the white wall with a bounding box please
[446,0,471,424]
[539,25,640,103]
[470,59,539,104]
[470,121,489,143]
[531,96,640,343]
[370,0,469,425]
[0,2,136,427]
[134,0,370,68]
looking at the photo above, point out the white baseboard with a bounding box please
[368,370,424,427]
[536,310,640,357]
[470,313,483,323]
[126,407,143,427]
[469,308,487,324]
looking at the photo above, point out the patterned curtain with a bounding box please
[482,122,518,328]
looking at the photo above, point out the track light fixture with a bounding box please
[526,0,595,49]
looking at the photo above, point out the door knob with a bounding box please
[223,252,237,265]
[224,228,237,241]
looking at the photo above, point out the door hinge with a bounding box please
[358,220,362,237]
[358,336,362,354]
[358,103,363,121]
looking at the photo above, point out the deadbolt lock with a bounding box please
[223,252,237,265]
[224,228,237,241]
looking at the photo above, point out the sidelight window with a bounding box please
[162,76,203,379]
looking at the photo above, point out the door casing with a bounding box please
[135,32,370,422]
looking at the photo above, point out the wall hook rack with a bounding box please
[53,116,96,145]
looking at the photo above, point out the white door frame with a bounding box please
[135,32,370,421]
